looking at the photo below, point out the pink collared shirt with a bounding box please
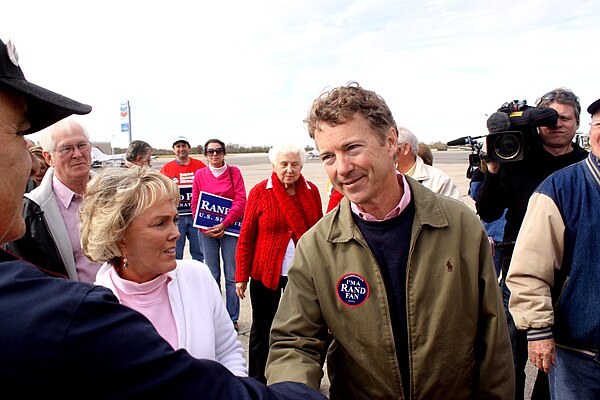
[53,175,101,283]
[350,173,412,222]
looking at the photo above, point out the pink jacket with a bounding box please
[191,164,247,229]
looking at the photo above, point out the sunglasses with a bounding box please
[538,90,578,104]
[206,148,224,155]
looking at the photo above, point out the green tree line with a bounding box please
[114,143,273,156]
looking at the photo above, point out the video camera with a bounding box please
[484,100,558,163]
[447,100,559,170]
[448,134,486,178]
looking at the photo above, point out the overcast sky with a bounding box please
[3,0,598,151]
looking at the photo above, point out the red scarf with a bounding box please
[271,172,321,243]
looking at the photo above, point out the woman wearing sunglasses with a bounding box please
[191,139,247,331]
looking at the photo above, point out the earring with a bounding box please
[123,258,129,269]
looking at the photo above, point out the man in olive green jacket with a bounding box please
[266,83,514,399]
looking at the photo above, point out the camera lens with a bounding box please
[493,133,521,160]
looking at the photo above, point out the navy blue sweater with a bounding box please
[0,249,325,399]
[353,199,415,397]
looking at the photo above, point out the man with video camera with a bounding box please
[476,88,588,399]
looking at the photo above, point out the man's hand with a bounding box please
[528,338,556,373]
[481,141,500,174]
[486,161,500,174]
[236,282,248,300]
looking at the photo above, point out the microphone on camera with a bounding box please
[447,136,472,146]
[486,112,511,133]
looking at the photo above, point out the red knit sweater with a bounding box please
[235,174,322,290]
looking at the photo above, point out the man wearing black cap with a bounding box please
[506,98,600,399]
[0,37,325,399]
[161,135,207,262]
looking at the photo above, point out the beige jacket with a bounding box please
[267,178,514,400]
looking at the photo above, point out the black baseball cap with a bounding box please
[587,98,600,116]
[0,38,92,134]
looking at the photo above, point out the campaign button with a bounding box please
[336,273,369,307]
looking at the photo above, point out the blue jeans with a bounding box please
[199,232,239,322]
[175,214,203,262]
[492,247,503,278]
[550,347,600,399]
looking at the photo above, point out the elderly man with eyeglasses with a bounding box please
[4,118,101,282]
[476,88,589,399]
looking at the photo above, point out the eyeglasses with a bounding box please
[56,142,91,157]
[537,90,579,105]
[206,148,224,155]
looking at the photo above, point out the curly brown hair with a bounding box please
[304,81,397,145]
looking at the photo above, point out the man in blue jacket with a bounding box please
[0,37,324,399]
[507,98,600,399]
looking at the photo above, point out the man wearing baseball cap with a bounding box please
[507,98,600,398]
[0,37,324,399]
[160,135,207,262]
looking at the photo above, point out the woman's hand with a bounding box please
[204,223,225,238]
[236,282,248,300]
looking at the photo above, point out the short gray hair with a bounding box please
[80,167,179,265]
[535,87,581,124]
[268,143,307,165]
[397,127,419,157]
[39,118,90,152]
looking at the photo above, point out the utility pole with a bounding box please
[127,100,132,143]
[120,101,132,152]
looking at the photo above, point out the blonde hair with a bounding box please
[29,145,49,169]
[80,167,179,264]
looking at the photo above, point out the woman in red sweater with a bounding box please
[235,143,323,383]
